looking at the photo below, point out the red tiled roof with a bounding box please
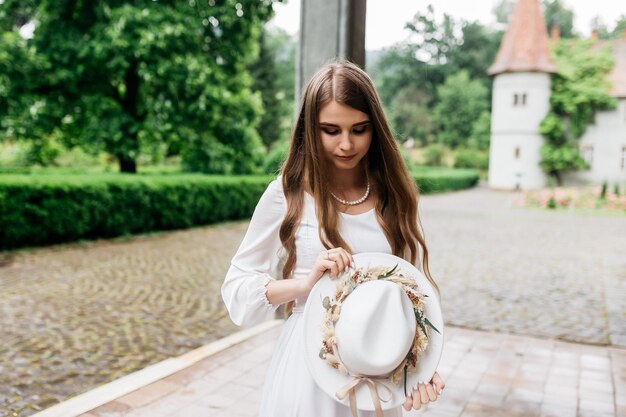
[488,0,558,75]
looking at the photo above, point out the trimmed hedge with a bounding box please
[412,168,480,193]
[0,174,273,250]
[0,169,478,250]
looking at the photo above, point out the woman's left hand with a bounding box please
[403,372,445,411]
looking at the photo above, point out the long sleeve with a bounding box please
[221,179,285,327]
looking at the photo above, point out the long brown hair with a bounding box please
[279,61,438,315]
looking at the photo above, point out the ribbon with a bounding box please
[336,376,393,417]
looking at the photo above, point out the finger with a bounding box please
[411,384,421,410]
[424,382,437,402]
[322,260,339,278]
[431,372,445,394]
[331,247,352,268]
[431,381,440,398]
[330,252,345,274]
[403,391,413,411]
[339,250,352,269]
[418,382,429,404]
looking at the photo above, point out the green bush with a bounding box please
[453,147,489,170]
[263,141,290,175]
[0,168,479,250]
[421,143,449,167]
[412,168,479,193]
[0,175,272,250]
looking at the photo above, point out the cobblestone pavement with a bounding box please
[1,182,625,416]
[0,224,247,416]
[418,183,626,346]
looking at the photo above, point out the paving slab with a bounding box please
[50,321,626,417]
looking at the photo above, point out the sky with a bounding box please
[268,0,626,50]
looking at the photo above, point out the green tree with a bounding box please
[539,39,616,184]
[373,5,500,144]
[388,86,434,146]
[594,15,626,40]
[374,5,456,107]
[492,0,515,25]
[467,111,491,151]
[0,0,281,173]
[249,27,296,148]
[543,0,576,38]
[433,71,488,149]
[447,21,503,91]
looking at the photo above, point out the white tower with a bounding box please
[487,0,558,190]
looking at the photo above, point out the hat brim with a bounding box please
[303,252,444,411]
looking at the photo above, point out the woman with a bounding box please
[221,61,445,416]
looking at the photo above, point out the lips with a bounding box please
[336,155,356,161]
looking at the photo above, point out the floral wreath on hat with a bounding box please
[319,264,440,395]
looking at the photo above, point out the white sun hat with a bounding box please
[303,252,444,415]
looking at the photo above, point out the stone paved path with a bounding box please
[78,323,626,417]
[419,184,626,346]
[0,224,247,416]
[2,182,625,416]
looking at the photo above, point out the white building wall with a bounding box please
[488,73,552,190]
[563,99,626,186]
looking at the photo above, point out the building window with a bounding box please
[513,93,527,107]
[581,145,594,167]
[514,147,520,159]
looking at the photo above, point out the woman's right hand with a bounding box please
[303,247,354,294]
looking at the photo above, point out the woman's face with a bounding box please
[318,100,372,173]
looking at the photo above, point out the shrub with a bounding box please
[421,144,449,167]
[0,168,479,250]
[453,147,489,170]
[263,141,290,175]
[0,175,272,250]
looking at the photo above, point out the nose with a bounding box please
[338,131,355,152]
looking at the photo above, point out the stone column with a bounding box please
[296,0,366,102]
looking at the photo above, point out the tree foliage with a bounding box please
[433,71,489,149]
[594,15,626,40]
[0,0,281,173]
[388,86,433,145]
[375,6,502,107]
[539,39,616,184]
[249,27,296,148]
[373,5,501,149]
[543,0,575,38]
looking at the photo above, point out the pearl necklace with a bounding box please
[330,181,371,206]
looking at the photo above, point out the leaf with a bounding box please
[378,264,398,279]
[414,310,428,337]
[424,317,441,335]
[403,365,408,397]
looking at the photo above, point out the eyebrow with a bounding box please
[319,120,371,128]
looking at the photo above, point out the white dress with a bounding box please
[221,178,403,417]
